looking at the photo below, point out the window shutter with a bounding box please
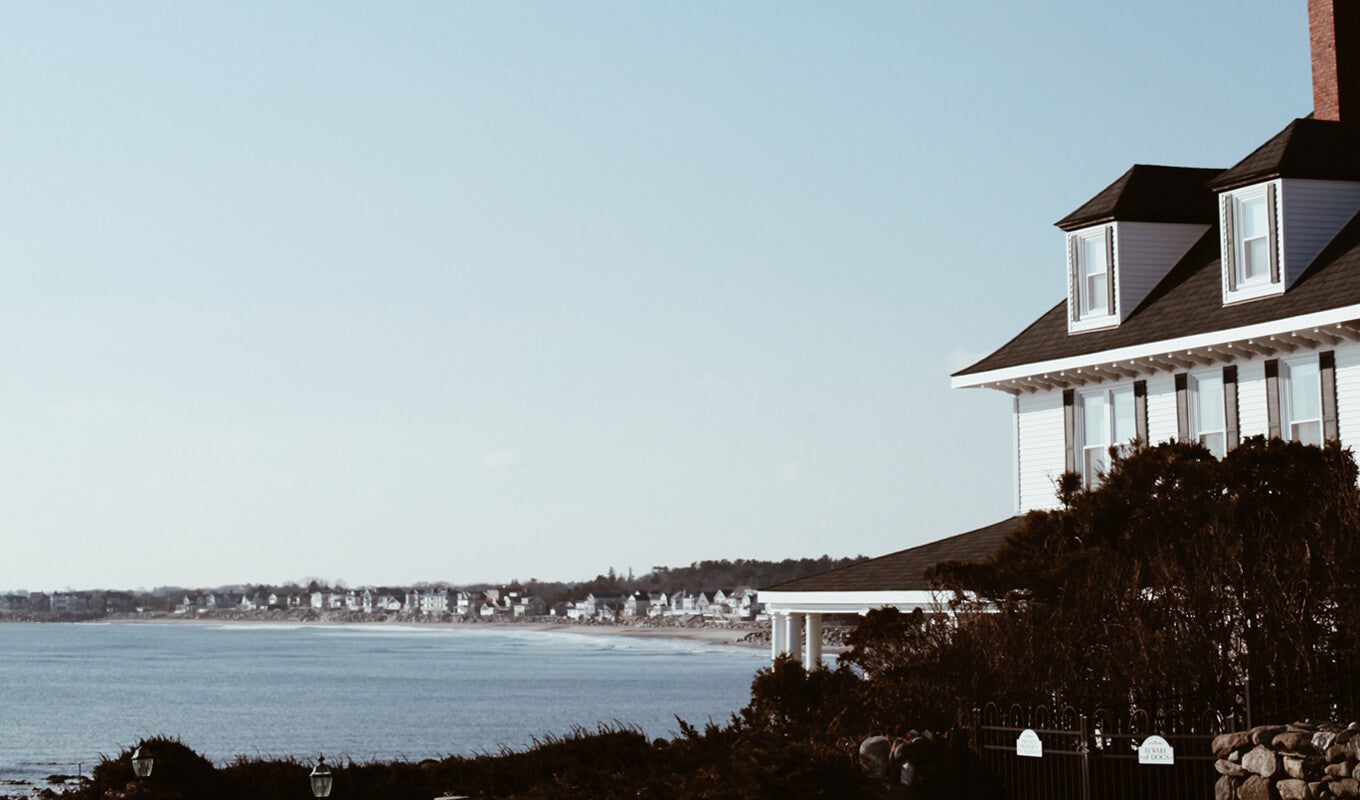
[1175,373,1190,441]
[1265,360,1281,438]
[1133,380,1148,443]
[1322,350,1339,442]
[1222,194,1237,292]
[1068,236,1080,322]
[1104,225,1116,315]
[1063,389,1076,473]
[1266,182,1280,284]
[1223,365,1239,450]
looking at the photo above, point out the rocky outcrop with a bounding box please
[1216,722,1360,800]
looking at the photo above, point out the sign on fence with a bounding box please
[1016,728,1043,758]
[1137,735,1175,765]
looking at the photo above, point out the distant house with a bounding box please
[622,592,650,617]
[50,593,89,615]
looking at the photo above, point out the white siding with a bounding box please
[1281,179,1360,287]
[1145,372,1177,442]
[1016,389,1065,511]
[1335,340,1360,451]
[1114,222,1209,321]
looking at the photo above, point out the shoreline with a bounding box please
[59,612,783,651]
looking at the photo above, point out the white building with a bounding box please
[761,0,1360,664]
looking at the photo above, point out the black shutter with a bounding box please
[1223,365,1240,450]
[1133,380,1148,444]
[1063,389,1076,473]
[1322,351,1339,442]
[1069,236,1080,322]
[1223,194,1237,292]
[1266,183,1280,284]
[1104,225,1116,315]
[1266,360,1281,439]
[1175,373,1190,441]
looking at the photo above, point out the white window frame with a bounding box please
[1070,226,1116,329]
[1223,183,1283,304]
[1282,356,1324,446]
[1189,371,1227,459]
[1077,384,1136,488]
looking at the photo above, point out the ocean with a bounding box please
[0,621,767,790]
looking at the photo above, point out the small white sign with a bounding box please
[1016,728,1043,758]
[1138,735,1174,765]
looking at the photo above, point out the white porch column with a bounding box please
[783,612,803,664]
[770,612,787,660]
[803,613,822,666]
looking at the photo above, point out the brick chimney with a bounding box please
[1310,0,1360,121]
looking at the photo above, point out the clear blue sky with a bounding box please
[1,2,1314,591]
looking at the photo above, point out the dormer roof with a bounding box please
[1055,165,1223,231]
[1210,117,1360,191]
[953,210,1360,378]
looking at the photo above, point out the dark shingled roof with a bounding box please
[954,208,1360,377]
[761,516,1024,593]
[1210,118,1360,191]
[1056,165,1223,231]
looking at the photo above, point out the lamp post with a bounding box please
[130,746,154,779]
[309,755,333,798]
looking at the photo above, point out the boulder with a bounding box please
[899,761,916,787]
[1335,778,1360,799]
[859,736,891,779]
[1276,778,1313,800]
[1216,759,1250,777]
[1315,731,1341,752]
[1243,744,1283,778]
[1217,775,1242,800]
[1253,726,1289,745]
[1326,743,1349,763]
[1239,774,1274,800]
[1327,762,1352,778]
[1216,731,1253,758]
[1274,731,1319,754]
[1283,755,1326,781]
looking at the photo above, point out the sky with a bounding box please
[0,2,1316,592]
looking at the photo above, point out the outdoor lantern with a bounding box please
[309,755,333,798]
[130,746,153,779]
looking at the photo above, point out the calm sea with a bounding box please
[0,622,766,789]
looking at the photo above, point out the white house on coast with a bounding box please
[761,0,1360,663]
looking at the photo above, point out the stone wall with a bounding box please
[1213,722,1360,799]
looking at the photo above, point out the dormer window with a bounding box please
[1221,182,1281,303]
[1068,225,1117,331]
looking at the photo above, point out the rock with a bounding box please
[1327,762,1352,778]
[1317,731,1342,752]
[1308,782,1326,799]
[1284,755,1327,781]
[1216,775,1241,800]
[1277,778,1313,800]
[859,736,891,779]
[1217,759,1250,777]
[1335,778,1360,799]
[1340,729,1359,746]
[1291,723,1320,733]
[1216,731,1254,758]
[1244,744,1283,778]
[1327,743,1349,763]
[1240,774,1275,800]
[899,761,916,787]
[1254,726,1290,745]
[1276,731,1320,754]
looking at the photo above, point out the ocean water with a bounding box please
[0,622,767,788]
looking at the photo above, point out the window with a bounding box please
[1080,386,1135,487]
[1224,184,1279,297]
[1072,227,1112,320]
[1284,358,1323,446]
[1190,372,1226,458]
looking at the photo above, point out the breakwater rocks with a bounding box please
[1214,722,1360,800]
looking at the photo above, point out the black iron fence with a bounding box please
[965,703,1234,800]
[959,664,1360,800]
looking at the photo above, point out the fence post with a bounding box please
[1079,712,1092,800]
[1245,676,1253,730]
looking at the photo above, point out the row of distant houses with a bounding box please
[1,586,766,621]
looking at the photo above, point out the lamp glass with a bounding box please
[131,746,153,779]
[310,756,333,798]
